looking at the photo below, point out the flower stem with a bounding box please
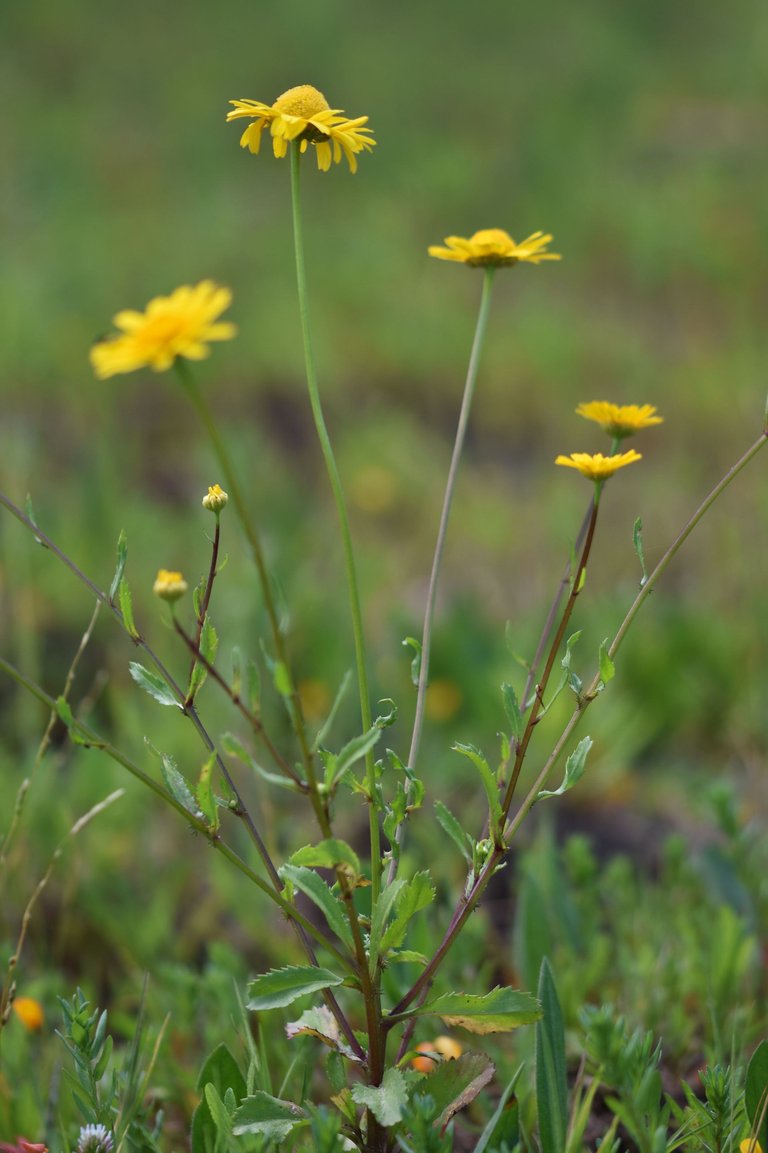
[289,143,381,901]
[388,267,496,880]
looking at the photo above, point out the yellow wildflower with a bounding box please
[428,228,560,268]
[576,401,663,438]
[740,1141,764,1153]
[13,996,44,1031]
[153,570,188,602]
[202,484,228,513]
[227,84,375,173]
[90,282,236,379]
[555,450,642,479]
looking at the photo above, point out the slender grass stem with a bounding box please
[388,267,496,882]
[289,144,381,900]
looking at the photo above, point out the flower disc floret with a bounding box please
[226,84,375,173]
[91,282,236,379]
[576,401,663,438]
[428,228,560,268]
[153,570,188,602]
[555,450,642,479]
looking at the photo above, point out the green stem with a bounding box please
[289,143,381,900]
[388,267,496,881]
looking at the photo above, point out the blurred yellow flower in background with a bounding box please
[227,85,375,173]
[576,401,663,438]
[555,450,642,479]
[90,282,236,379]
[12,996,44,1031]
[428,228,560,268]
[152,570,188,602]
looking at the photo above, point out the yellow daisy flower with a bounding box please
[153,570,188,602]
[576,401,663,438]
[428,228,560,268]
[91,282,236,380]
[555,450,642,479]
[227,84,375,173]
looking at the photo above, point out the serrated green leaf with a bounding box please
[196,753,219,832]
[418,1051,495,1131]
[109,530,128,602]
[221,732,302,792]
[280,865,353,949]
[434,801,473,864]
[129,662,181,708]
[501,682,525,742]
[119,577,139,639]
[351,1067,408,1126]
[453,743,503,837]
[289,839,361,880]
[408,987,542,1034]
[232,1091,305,1139]
[402,637,421,686]
[380,872,435,953]
[204,1083,234,1138]
[189,615,219,698]
[247,966,345,1012]
[285,1005,361,1062]
[388,950,428,965]
[598,639,615,685]
[331,725,383,785]
[537,736,592,800]
[535,959,568,1153]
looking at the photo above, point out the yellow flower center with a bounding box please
[273,85,330,119]
[141,314,187,346]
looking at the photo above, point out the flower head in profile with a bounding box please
[227,84,375,173]
[90,282,236,380]
[76,1127,113,1153]
[555,450,642,480]
[202,484,228,514]
[153,570,188,603]
[428,228,560,268]
[576,401,663,439]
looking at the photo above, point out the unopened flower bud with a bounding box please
[202,484,228,513]
[12,997,44,1031]
[153,569,188,602]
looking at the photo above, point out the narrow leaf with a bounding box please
[598,640,615,685]
[473,1064,524,1153]
[633,516,649,586]
[119,577,139,639]
[410,987,542,1034]
[109,530,128,603]
[537,736,592,800]
[369,880,406,975]
[402,637,422,686]
[129,662,181,708]
[313,670,351,750]
[535,959,568,1153]
[221,732,301,792]
[280,864,353,949]
[745,1040,768,1152]
[351,1067,408,1126]
[501,682,525,742]
[247,966,344,1012]
[272,661,293,698]
[331,725,383,785]
[453,743,503,836]
[55,697,89,746]
[196,753,219,832]
[434,801,473,865]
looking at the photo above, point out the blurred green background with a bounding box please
[1,0,768,1123]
